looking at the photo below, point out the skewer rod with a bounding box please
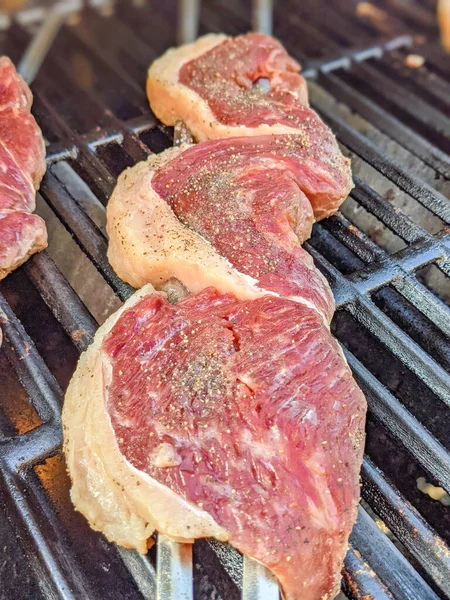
[243,556,280,600]
[157,535,193,600]
[177,0,201,45]
[252,0,273,36]
[17,6,67,85]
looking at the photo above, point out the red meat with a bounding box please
[147,33,353,219]
[178,33,310,128]
[102,288,366,600]
[151,134,352,322]
[0,56,47,280]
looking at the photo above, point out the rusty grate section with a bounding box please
[0,1,449,599]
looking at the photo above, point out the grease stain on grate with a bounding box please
[34,454,70,513]
[0,352,42,436]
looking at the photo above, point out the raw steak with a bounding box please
[63,284,366,600]
[78,32,365,600]
[107,147,267,304]
[107,139,336,323]
[147,33,352,219]
[0,56,47,280]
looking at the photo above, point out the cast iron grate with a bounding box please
[0,1,449,599]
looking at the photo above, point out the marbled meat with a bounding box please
[0,56,47,280]
[107,134,344,323]
[65,33,366,600]
[147,33,352,219]
[63,284,366,600]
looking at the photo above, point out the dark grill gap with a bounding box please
[0,1,449,599]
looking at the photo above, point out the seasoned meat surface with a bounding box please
[147,33,352,219]
[107,147,268,303]
[178,32,309,128]
[108,138,338,323]
[64,285,366,600]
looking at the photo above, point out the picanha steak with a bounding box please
[64,33,366,600]
[146,33,352,219]
[63,283,366,600]
[107,134,347,324]
[0,56,47,280]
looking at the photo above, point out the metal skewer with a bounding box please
[252,0,273,36]
[245,1,280,597]
[177,0,201,45]
[157,535,193,600]
[17,4,68,85]
[155,4,202,597]
[161,2,279,599]
[243,556,280,600]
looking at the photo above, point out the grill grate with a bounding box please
[0,1,449,599]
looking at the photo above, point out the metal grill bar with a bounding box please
[351,59,450,141]
[346,350,450,493]
[377,49,450,114]
[418,42,450,80]
[310,94,450,223]
[17,5,66,84]
[316,214,450,339]
[61,22,148,109]
[39,171,133,301]
[346,240,449,295]
[348,297,450,405]
[350,178,427,244]
[391,275,450,337]
[34,90,117,201]
[19,37,151,164]
[288,0,386,48]
[351,508,439,600]
[362,459,450,598]
[379,0,438,30]
[318,69,450,179]
[343,547,392,600]
[157,535,193,600]
[0,469,78,600]
[0,293,61,428]
[242,556,279,600]
[23,252,97,352]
